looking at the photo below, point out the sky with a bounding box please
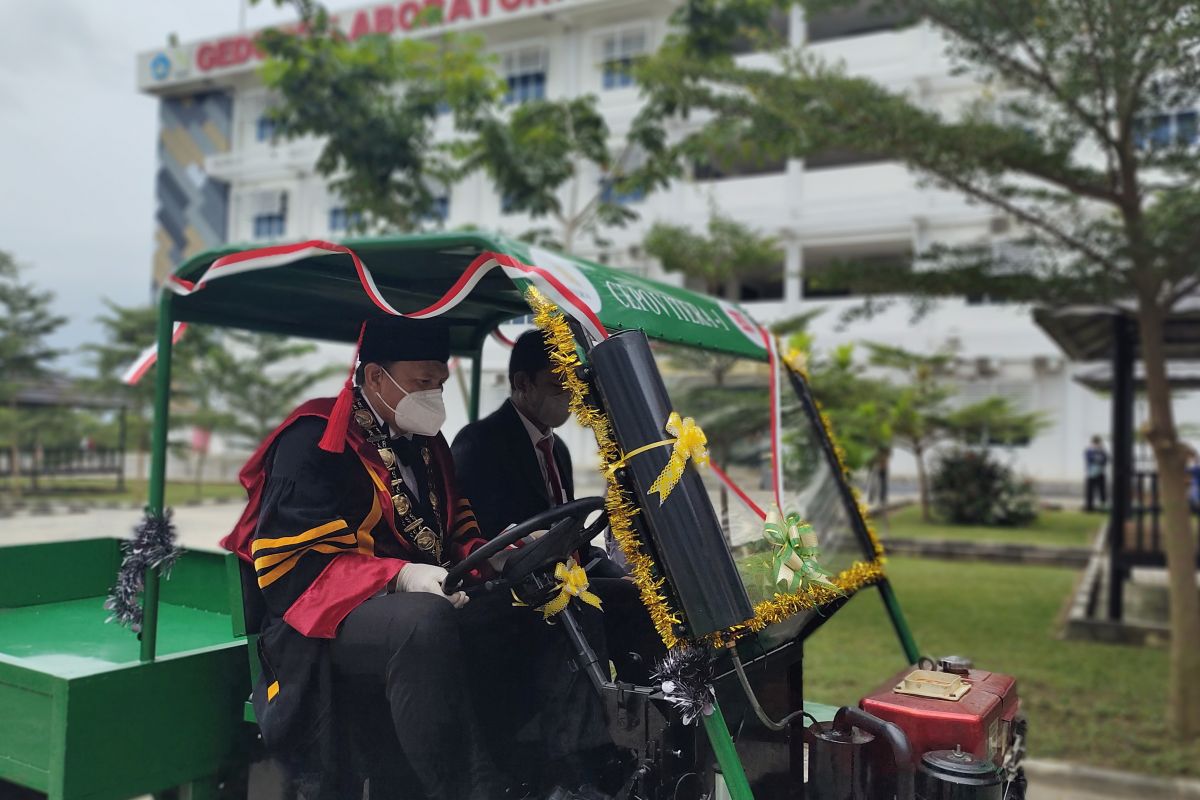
[0,1,297,371]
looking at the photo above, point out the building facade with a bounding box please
[136,0,1198,485]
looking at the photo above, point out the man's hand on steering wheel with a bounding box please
[443,497,608,595]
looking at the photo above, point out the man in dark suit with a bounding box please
[453,330,623,576]
[453,331,660,680]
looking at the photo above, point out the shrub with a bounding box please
[930,448,1037,526]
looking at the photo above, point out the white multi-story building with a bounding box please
[136,0,1198,485]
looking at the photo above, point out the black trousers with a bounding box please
[329,589,612,798]
[1085,475,1106,510]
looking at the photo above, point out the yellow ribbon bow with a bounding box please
[646,412,710,504]
[782,347,808,375]
[533,560,603,621]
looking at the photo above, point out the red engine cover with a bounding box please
[860,666,1020,766]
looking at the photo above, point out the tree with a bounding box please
[640,0,1200,735]
[0,251,65,497]
[943,396,1047,449]
[644,210,784,299]
[863,343,956,522]
[457,95,675,252]
[205,331,339,449]
[255,1,675,251]
[84,302,217,480]
[256,0,505,230]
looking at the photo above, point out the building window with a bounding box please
[730,8,790,54]
[502,47,547,105]
[249,191,288,240]
[804,147,892,170]
[424,196,450,222]
[329,206,363,233]
[256,115,277,142]
[693,151,786,181]
[600,28,647,90]
[599,178,645,205]
[500,192,518,214]
[253,213,286,239]
[806,0,911,43]
[802,243,912,299]
[1134,109,1199,150]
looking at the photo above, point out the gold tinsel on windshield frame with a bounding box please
[780,347,887,562]
[528,287,888,647]
[526,286,683,649]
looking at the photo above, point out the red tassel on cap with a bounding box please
[319,321,369,453]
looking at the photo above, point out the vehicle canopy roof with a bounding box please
[168,232,768,359]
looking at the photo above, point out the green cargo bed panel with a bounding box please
[0,680,55,792]
[0,597,236,679]
[0,540,253,799]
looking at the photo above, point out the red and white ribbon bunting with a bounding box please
[121,322,188,386]
[124,240,608,384]
[762,327,786,512]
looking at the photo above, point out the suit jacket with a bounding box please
[452,399,574,540]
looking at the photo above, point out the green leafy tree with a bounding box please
[84,302,217,480]
[255,1,674,250]
[206,331,340,449]
[0,251,65,497]
[943,396,1048,449]
[457,94,675,252]
[255,0,505,230]
[642,0,1200,734]
[644,210,783,298]
[863,343,956,522]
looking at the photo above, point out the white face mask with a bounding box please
[376,368,446,436]
[539,391,572,429]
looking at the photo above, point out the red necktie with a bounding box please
[536,436,566,505]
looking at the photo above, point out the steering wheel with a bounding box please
[443,496,608,594]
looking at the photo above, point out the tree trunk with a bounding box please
[1137,303,1200,738]
[194,450,207,502]
[562,218,578,255]
[8,398,20,499]
[914,444,931,522]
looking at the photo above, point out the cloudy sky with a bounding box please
[0,1,297,371]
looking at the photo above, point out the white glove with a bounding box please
[395,563,468,608]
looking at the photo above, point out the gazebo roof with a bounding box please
[1033,297,1200,362]
[1073,362,1200,392]
[13,376,129,411]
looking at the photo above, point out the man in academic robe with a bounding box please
[222,317,610,799]
[453,330,663,683]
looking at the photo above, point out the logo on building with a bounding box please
[149,52,172,81]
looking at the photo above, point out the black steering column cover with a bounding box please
[588,329,754,638]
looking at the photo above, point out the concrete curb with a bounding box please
[1025,759,1200,799]
[0,497,243,518]
[880,537,1092,567]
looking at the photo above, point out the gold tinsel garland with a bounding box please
[526,287,684,649]
[787,350,887,562]
[526,288,887,646]
[729,336,889,630]
[731,559,886,634]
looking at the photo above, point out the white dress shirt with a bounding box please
[513,404,561,503]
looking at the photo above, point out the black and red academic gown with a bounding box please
[220,397,488,781]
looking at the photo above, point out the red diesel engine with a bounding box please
[860,655,1023,771]
[804,655,1025,800]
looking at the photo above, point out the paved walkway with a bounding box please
[0,502,243,552]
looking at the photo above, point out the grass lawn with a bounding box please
[878,504,1102,548]
[803,556,1200,778]
[1,478,245,507]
